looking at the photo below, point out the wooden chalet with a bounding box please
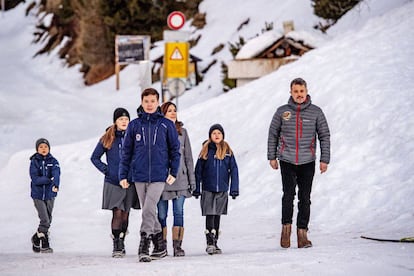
[228,22,314,87]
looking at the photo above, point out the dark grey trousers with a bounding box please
[33,198,55,233]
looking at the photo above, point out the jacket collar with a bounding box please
[30,152,51,160]
[138,107,164,122]
[288,95,312,110]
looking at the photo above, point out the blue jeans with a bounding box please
[157,195,185,227]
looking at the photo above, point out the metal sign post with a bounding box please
[1,0,5,17]
[163,11,189,103]
[167,78,186,109]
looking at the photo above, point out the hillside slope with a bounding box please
[0,0,413,275]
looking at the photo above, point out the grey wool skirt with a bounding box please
[102,182,140,211]
[200,191,228,216]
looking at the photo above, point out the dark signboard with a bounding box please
[116,35,150,64]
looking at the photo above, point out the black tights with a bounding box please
[206,215,221,232]
[112,208,129,237]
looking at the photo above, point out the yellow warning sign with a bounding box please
[164,42,189,78]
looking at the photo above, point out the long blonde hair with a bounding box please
[199,139,233,160]
[100,124,116,149]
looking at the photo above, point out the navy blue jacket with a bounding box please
[91,130,128,185]
[195,142,239,197]
[119,109,181,183]
[30,153,61,200]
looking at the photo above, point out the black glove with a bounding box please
[230,191,239,200]
[192,191,201,199]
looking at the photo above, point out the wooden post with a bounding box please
[115,35,120,90]
[1,0,5,17]
[283,21,294,34]
[115,63,120,90]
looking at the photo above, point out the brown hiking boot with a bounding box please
[297,228,312,248]
[280,224,291,248]
[172,226,185,257]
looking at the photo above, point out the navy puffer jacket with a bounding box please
[91,130,129,185]
[30,153,60,200]
[119,109,181,183]
[195,142,239,197]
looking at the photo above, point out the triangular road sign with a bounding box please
[170,47,184,60]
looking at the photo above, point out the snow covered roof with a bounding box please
[235,30,320,60]
[235,31,281,60]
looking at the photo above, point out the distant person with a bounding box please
[119,88,181,262]
[30,138,61,253]
[157,101,196,257]
[90,107,140,258]
[193,124,239,255]
[267,77,330,249]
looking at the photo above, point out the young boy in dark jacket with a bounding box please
[119,88,181,262]
[30,138,61,253]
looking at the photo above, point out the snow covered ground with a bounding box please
[0,0,413,275]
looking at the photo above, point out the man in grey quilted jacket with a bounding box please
[267,77,330,249]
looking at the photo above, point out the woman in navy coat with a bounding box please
[91,107,139,258]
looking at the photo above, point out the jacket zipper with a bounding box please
[280,136,286,154]
[215,158,219,192]
[310,137,315,156]
[142,127,146,145]
[153,126,158,145]
[148,116,152,183]
[119,135,123,159]
[296,104,301,164]
[42,160,46,200]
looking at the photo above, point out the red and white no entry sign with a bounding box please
[167,11,186,30]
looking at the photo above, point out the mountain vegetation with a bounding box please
[312,0,362,32]
[27,0,202,85]
[9,0,360,85]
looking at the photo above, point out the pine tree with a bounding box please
[312,0,362,32]
[31,0,202,85]
[312,0,362,21]
[1,0,24,10]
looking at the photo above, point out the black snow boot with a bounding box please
[138,232,151,262]
[39,232,53,253]
[212,229,222,254]
[112,232,126,258]
[205,229,216,255]
[150,231,167,260]
[31,232,41,253]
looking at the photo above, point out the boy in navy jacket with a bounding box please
[119,88,180,262]
[30,138,60,253]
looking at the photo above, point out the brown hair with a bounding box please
[290,77,307,89]
[141,88,160,100]
[100,125,116,149]
[160,101,183,135]
[199,139,233,160]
